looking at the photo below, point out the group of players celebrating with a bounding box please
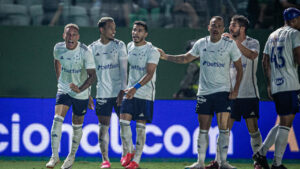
[45,7,300,169]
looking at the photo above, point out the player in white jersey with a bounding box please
[208,15,262,169]
[119,21,160,169]
[88,17,128,169]
[253,8,300,169]
[45,23,96,169]
[159,16,243,169]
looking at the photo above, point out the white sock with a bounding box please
[219,129,230,165]
[273,126,290,166]
[69,124,83,158]
[120,119,133,155]
[50,115,64,157]
[197,129,208,167]
[250,129,262,153]
[99,123,109,162]
[215,135,221,164]
[259,125,279,156]
[133,123,146,164]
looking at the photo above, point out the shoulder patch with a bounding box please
[80,43,88,51]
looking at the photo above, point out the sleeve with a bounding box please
[53,44,59,60]
[230,41,241,62]
[263,38,270,55]
[188,40,201,58]
[292,31,300,49]
[119,41,128,90]
[248,39,260,54]
[84,49,96,69]
[147,47,160,65]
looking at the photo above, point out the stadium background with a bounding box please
[0,26,300,163]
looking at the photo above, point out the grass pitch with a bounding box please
[0,158,299,169]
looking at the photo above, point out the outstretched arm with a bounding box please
[158,48,197,64]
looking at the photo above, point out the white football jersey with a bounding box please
[88,39,127,98]
[54,42,95,99]
[189,36,241,96]
[127,41,160,101]
[263,26,300,94]
[230,36,260,98]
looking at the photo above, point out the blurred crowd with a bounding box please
[0,0,300,29]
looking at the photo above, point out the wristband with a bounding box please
[134,83,142,90]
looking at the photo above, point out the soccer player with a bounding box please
[45,23,96,169]
[119,21,160,169]
[207,15,262,169]
[88,17,128,168]
[159,16,243,169]
[253,7,300,169]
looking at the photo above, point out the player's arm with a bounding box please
[125,63,157,99]
[158,48,197,64]
[70,69,96,93]
[229,58,243,99]
[293,46,300,65]
[262,53,272,100]
[117,44,128,105]
[54,59,61,81]
[235,40,258,60]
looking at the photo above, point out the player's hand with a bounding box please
[229,90,238,100]
[267,85,273,100]
[70,83,81,93]
[116,90,125,106]
[124,87,136,99]
[157,48,167,60]
[88,96,95,110]
[222,32,233,39]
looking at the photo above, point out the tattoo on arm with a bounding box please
[78,69,96,92]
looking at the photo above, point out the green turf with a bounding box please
[0,160,300,169]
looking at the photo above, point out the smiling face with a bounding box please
[132,24,148,45]
[100,21,116,41]
[208,17,225,42]
[63,26,80,50]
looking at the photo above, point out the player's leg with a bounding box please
[127,98,153,169]
[215,92,236,169]
[246,118,262,153]
[95,98,115,168]
[120,98,134,167]
[46,94,71,168]
[271,114,295,169]
[186,95,213,169]
[61,97,88,169]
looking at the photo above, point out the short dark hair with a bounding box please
[210,16,224,24]
[98,17,114,28]
[133,21,148,32]
[231,15,250,32]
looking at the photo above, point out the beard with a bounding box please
[231,29,240,38]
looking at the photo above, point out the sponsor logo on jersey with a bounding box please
[202,61,225,68]
[96,53,100,56]
[97,64,119,70]
[61,67,81,73]
[60,56,64,60]
[275,77,284,86]
[197,96,207,104]
[130,65,146,71]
